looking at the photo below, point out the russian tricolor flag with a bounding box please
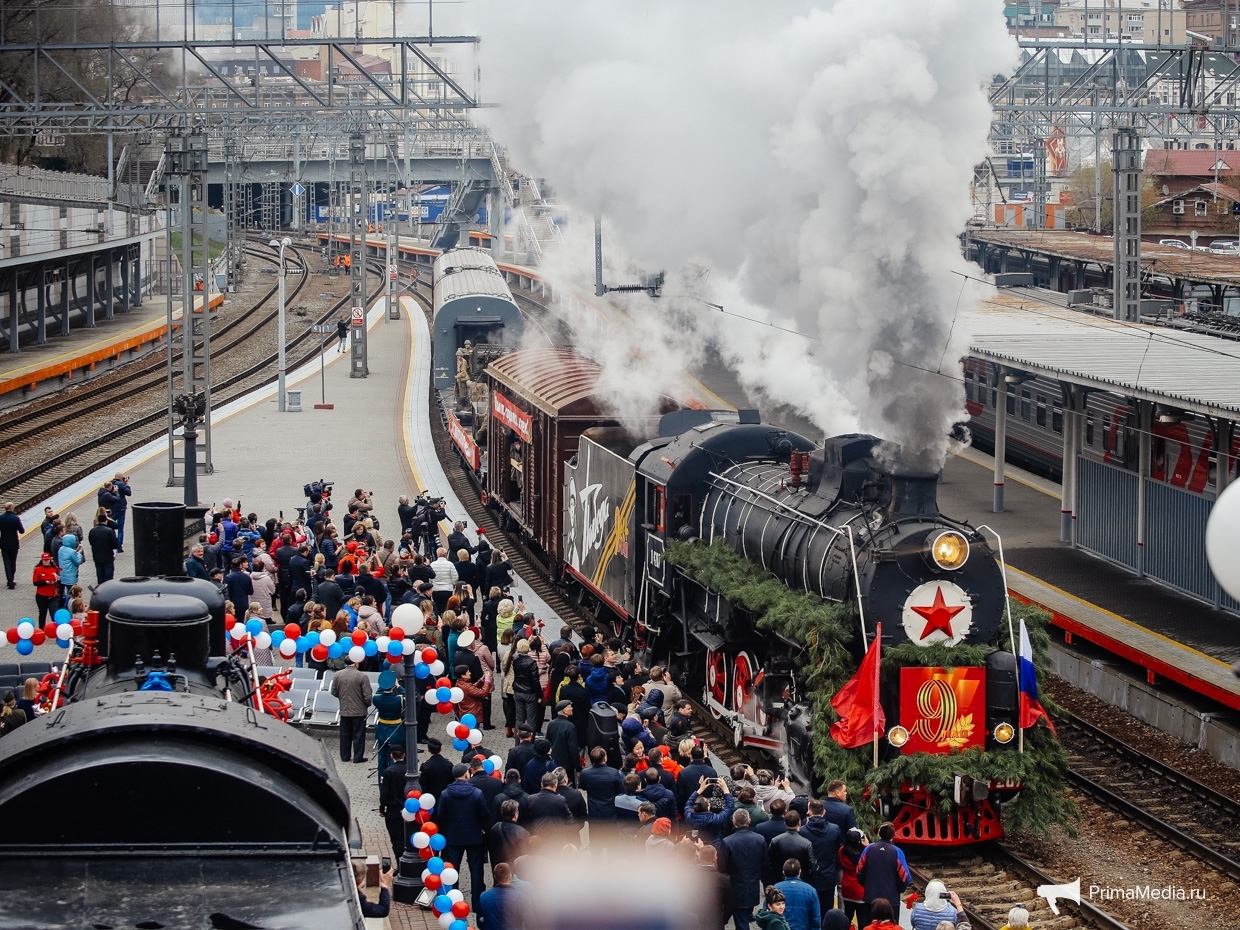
[1019,619,1056,734]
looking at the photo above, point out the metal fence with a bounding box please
[0,165,110,203]
[1076,456,1139,570]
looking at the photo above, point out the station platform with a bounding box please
[0,290,222,406]
[939,448,1240,712]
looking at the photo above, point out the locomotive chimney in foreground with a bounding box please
[887,472,940,519]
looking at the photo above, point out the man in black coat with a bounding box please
[289,545,313,601]
[756,798,790,843]
[316,571,345,622]
[718,809,768,930]
[397,496,419,536]
[636,767,677,822]
[275,537,296,608]
[87,516,118,585]
[224,558,254,612]
[768,810,818,887]
[504,726,536,779]
[555,768,587,823]
[675,745,717,815]
[801,797,842,917]
[545,701,580,783]
[0,502,24,590]
[558,668,592,746]
[378,746,410,858]
[578,748,626,822]
[822,780,858,835]
[447,522,475,561]
[487,797,530,866]
[467,756,506,826]
[491,770,529,824]
[524,771,573,837]
[419,738,455,808]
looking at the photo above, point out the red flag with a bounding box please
[830,623,886,749]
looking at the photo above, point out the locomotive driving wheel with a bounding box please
[706,648,727,718]
[734,650,767,728]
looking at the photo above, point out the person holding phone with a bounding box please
[352,859,393,918]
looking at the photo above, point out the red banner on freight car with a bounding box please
[448,413,480,471]
[493,392,533,442]
[899,666,986,755]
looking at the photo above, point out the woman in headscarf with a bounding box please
[371,669,405,780]
[909,880,960,930]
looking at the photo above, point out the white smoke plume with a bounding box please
[469,0,1016,470]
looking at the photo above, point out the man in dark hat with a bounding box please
[419,737,454,807]
[378,746,410,858]
[372,669,405,780]
[545,700,580,785]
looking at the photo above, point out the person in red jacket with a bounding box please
[32,552,60,624]
[455,664,490,721]
[839,828,868,930]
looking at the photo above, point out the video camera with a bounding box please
[304,478,334,511]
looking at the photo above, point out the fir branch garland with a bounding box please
[665,538,1076,837]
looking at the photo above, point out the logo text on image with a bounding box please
[1090,884,1207,902]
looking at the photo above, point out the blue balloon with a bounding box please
[404,797,419,814]
[414,662,430,679]
[56,638,70,648]
[53,609,70,624]
[434,895,452,913]
[327,643,343,660]
[15,640,33,656]
[364,639,379,657]
[296,636,309,653]
[245,618,263,635]
[270,630,286,645]
[429,833,446,851]
[306,630,320,646]
[452,738,469,751]
[451,920,468,930]
[427,857,444,875]
[388,644,403,658]
[459,713,477,729]
[436,686,451,702]
[482,760,496,775]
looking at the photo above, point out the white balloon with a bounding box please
[441,867,459,887]
[421,869,432,882]
[15,621,33,639]
[449,687,464,704]
[447,889,464,904]
[438,912,455,929]
[489,754,503,768]
[229,624,247,641]
[255,631,272,649]
[348,645,366,664]
[412,831,431,849]
[467,729,483,745]
[398,638,416,657]
[418,793,435,810]
[424,690,439,705]
[376,635,391,652]
[56,623,73,641]
[447,719,461,736]
[427,659,444,676]
[391,602,420,628]
[408,614,426,634]
[401,808,416,821]
[1208,482,1240,601]
[279,639,298,658]
[319,629,337,646]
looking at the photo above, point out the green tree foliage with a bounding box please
[666,538,1076,837]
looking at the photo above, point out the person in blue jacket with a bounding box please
[109,473,132,551]
[684,775,735,846]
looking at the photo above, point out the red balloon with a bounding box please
[387,652,403,664]
[416,810,432,824]
[283,623,300,639]
[436,677,452,689]
[418,846,433,860]
[423,874,442,890]
[351,630,367,646]
[407,790,421,799]
[436,702,453,715]
[421,648,438,663]
[311,644,329,662]
[451,901,470,918]
[224,615,236,630]
[70,619,82,633]
[30,630,46,646]
[389,626,405,640]
[453,724,469,740]
[422,822,438,836]
[4,628,18,644]
[42,622,57,638]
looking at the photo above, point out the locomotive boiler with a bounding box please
[0,577,365,929]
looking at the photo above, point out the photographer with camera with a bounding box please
[908,880,961,930]
[348,488,374,515]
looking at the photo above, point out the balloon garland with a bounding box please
[2,608,77,655]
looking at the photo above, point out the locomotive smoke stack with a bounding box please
[887,472,940,519]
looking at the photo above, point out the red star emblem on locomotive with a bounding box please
[910,585,966,640]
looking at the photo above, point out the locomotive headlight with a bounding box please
[993,722,1015,744]
[887,725,909,748]
[929,530,970,571]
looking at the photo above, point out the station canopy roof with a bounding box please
[964,286,1240,419]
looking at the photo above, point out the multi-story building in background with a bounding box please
[1055,0,1187,44]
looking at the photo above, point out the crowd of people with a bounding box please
[2,482,1024,930]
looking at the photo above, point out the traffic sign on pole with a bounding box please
[389,266,398,280]
[290,182,306,197]
[351,305,365,326]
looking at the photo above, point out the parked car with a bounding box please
[1158,238,1192,250]
[1208,239,1239,254]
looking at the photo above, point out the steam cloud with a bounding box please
[470,0,1016,469]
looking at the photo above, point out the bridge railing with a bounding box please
[0,165,111,203]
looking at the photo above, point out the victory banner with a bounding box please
[899,667,986,755]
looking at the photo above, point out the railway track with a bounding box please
[1059,710,1240,882]
[0,257,385,512]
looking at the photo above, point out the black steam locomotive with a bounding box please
[0,577,365,929]
[560,410,1024,843]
